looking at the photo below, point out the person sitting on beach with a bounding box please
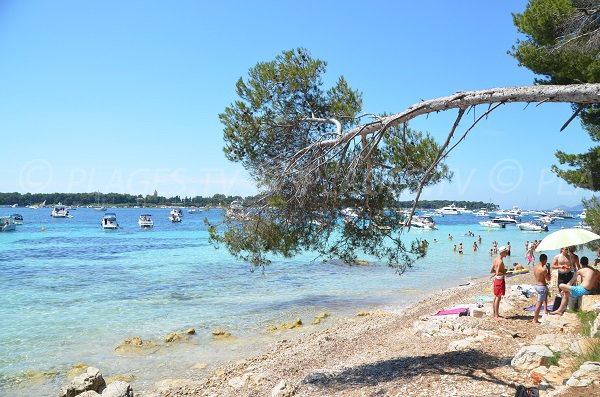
[513,263,524,271]
[532,254,550,323]
[458,243,463,254]
[551,248,575,290]
[551,264,600,315]
[490,246,509,319]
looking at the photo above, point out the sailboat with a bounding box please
[93,192,107,211]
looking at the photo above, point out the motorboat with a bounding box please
[436,204,462,215]
[101,213,119,230]
[188,208,204,214]
[537,215,554,224]
[549,209,574,219]
[10,214,23,225]
[27,200,46,209]
[229,201,244,211]
[11,203,18,208]
[579,210,586,219]
[0,216,16,231]
[517,222,548,232]
[138,214,154,229]
[93,206,107,211]
[490,216,519,225]
[473,209,489,217]
[169,213,182,223]
[51,204,71,218]
[479,220,505,228]
[575,221,592,231]
[404,215,437,229]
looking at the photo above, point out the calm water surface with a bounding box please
[0,207,591,396]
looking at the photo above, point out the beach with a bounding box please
[151,273,596,397]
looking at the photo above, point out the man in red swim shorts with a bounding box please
[490,246,509,319]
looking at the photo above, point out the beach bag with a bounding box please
[514,385,539,397]
[552,296,562,311]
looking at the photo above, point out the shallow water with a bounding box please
[0,207,592,395]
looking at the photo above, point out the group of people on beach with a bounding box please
[490,244,600,322]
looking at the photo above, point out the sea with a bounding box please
[0,207,594,396]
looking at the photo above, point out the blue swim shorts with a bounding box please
[570,285,591,299]
[535,285,548,303]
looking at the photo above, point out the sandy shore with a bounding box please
[147,273,593,397]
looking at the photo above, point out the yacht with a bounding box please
[0,216,16,232]
[229,201,244,211]
[479,220,505,228]
[404,215,437,229]
[436,204,462,215]
[101,213,119,230]
[575,222,592,231]
[579,210,586,219]
[93,206,107,211]
[169,208,183,220]
[138,214,154,229]
[169,213,182,222]
[517,222,548,232]
[10,214,23,225]
[473,209,489,217]
[51,204,71,218]
[27,200,46,209]
[188,208,204,214]
[549,209,574,219]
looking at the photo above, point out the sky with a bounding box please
[0,0,594,209]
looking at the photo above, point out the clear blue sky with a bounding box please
[0,0,593,209]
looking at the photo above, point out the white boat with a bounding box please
[575,221,592,231]
[517,222,548,232]
[473,209,489,217]
[0,216,16,231]
[404,215,437,229]
[188,208,204,214]
[479,220,505,228]
[549,209,574,219]
[538,215,554,224]
[11,203,18,208]
[436,204,462,215]
[490,216,519,225]
[51,204,71,218]
[93,206,107,211]
[169,213,182,223]
[170,208,183,219]
[229,201,244,211]
[10,214,23,225]
[27,200,46,209]
[101,213,119,229]
[138,214,154,228]
[579,210,586,219]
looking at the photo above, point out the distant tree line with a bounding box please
[0,192,252,207]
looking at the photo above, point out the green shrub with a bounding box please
[575,310,597,337]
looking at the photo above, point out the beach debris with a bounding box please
[59,367,105,397]
[312,312,329,324]
[510,345,554,370]
[114,337,159,355]
[271,379,295,397]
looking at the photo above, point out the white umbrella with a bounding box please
[535,228,600,252]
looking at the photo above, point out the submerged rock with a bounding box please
[312,312,329,324]
[212,329,232,338]
[114,337,159,355]
[67,363,88,380]
[267,319,303,331]
[105,374,136,384]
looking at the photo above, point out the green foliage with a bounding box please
[546,350,561,367]
[511,0,600,191]
[576,309,598,337]
[216,48,452,269]
[583,196,600,250]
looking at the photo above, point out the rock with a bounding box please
[511,345,554,370]
[592,315,599,337]
[267,319,302,331]
[566,361,600,387]
[101,381,133,397]
[312,312,329,324]
[59,367,106,397]
[114,337,159,355]
[271,379,295,397]
[105,374,135,384]
[543,365,571,386]
[533,334,577,353]
[154,379,204,393]
[352,259,369,266]
[164,332,182,343]
[67,363,88,380]
[228,375,247,389]
[76,392,101,397]
[356,311,372,316]
[190,362,208,370]
[185,327,196,335]
[529,366,547,385]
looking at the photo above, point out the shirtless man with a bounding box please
[490,246,509,319]
[532,254,551,323]
[551,264,600,315]
[551,248,574,289]
[568,246,581,270]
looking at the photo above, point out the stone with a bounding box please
[533,334,577,353]
[543,365,570,386]
[105,374,135,384]
[212,329,231,337]
[190,362,208,370]
[511,345,554,370]
[267,319,302,331]
[357,311,372,316]
[101,381,133,397]
[59,367,106,397]
[164,332,182,343]
[529,366,547,385]
[271,379,295,397]
[114,337,159,355]
[185,327,196,335]
[312,312,329,324]
[580,294,600,312]
[566,361,600,387]
[228,375,247,389]
[67,363,88,380]
[77,392,101,397]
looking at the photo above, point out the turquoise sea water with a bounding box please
[0,207,593,396]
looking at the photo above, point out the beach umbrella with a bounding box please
[535,228,600,252]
